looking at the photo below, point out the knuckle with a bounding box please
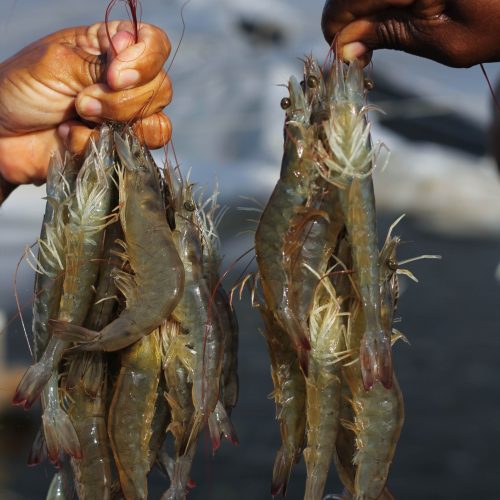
[147,24,171,55]
[376,19,409,50]
[40,42,71,64]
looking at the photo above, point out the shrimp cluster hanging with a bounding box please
[252,56,438,499]
[13,125,239,499]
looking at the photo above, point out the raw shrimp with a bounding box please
[66,227,122,500]
[50,129,184,351]
[198,191,239,442]
[279,59,344,342]
[161,320,194,455]
[108,328,161,500]
[303,265,347,500]
[148,376,171,471]
[342,283,403,498]
[66,220,122,396]
[160,320,196,499]
[318,58,391,390]
[31,152,76,361]
[168,177,223,454]
[260,307,306,496]
[15,126,115,463]
[67,354,112,500]
[255,74,320,374]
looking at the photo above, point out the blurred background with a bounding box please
[1,1,500,498]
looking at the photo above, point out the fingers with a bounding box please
[0,129,64,185]
[322,0,415,43]
[70,21,170,90]
[59,113,172,156]
[76,70,172,123]
[87,21,171,91]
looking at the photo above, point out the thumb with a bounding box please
[106,30,136,64]
[337,13,470,67]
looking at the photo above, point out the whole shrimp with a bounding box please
[198,189,239,444]
[255,72,322,374]
[15,127,115,461]
[31,152,77,361]
[260,306,306,497]
[317,58,391,390]
[161,319,196,499]
[168,175,223,455]
[50,129,184,351]
[108,328,162,500]
[339,223,408,499]
[66,219,122,395]
[19,153,78,464]
[285,59,345,352]
[303,265,347,500]
[67,356,112,500]
[66,221,123,500]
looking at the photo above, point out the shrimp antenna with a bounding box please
[480,63,500,114]
[14,248,33,360]
[166,0,192,75]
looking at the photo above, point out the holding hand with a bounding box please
[322,0,500,67]
[0,21,172,189]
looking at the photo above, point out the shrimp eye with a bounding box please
[364,78,374,91]
[306,75,319,88]
[280,97,291,110]
[184,200,196,212]
[387,258,398,271]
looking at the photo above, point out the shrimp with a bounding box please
[148,376,171,471]
[303,265,347,500]
[160,319,196,499]
[260,306,306,497]
[339,224,406,500]
[168,176,223,455]
[46,464,73,500]
[66,220,122,395]
[66,224,122,500]
[255,73,321,374]
[198,190,239,442]
[50,128,184,351]
[67,354,112,500]
[15,126,115,462]
[317,58,391,390]
[108,328,161,500]
[264,59,344,360]
[31,152,77,361]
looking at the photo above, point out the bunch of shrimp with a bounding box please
[13,123,239,499]
[253,54,439,499]
[156,161,239,500]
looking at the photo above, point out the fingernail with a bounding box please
[116,69,140,89]
[58,123,70,141]
[342,42,368,61]
[79,96,102,116]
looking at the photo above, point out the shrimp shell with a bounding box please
[108,328,162,500]
[261,307,306,496]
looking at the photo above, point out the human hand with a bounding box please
[0,20,172,190]
[322,0,500,67]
